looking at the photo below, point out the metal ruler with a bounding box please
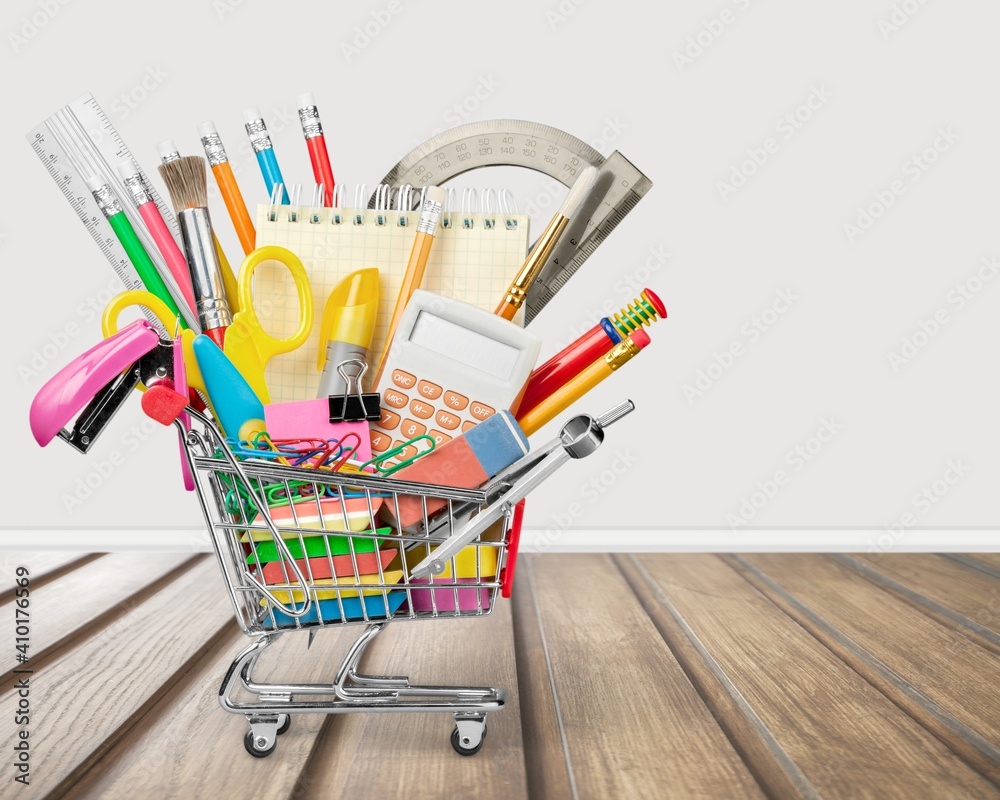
[26,93,195,332]
[372,120,652,324]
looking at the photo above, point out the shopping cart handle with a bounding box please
[410,401,635,579]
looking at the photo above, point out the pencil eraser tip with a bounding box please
[643,288,667,319]
[115,159,138,180]
[296,92,316,108]
[243,107,263,125]
[84,174,105,192]
[197,120,218,138]
[425,185,446,204]
[156,139,179,160]
[631,328,652,349]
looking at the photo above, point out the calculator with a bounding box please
[370,290,541,463]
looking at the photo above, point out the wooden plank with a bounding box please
[734,553,1000,787]
[527,554,764,800]
[510,557,574,800]
[1,552,196,683]
[64,620,390,800]
[625,553,1000,799]
[300,598,529,800]
[0,552,102,602]
[0,557,234,798]
[847,554,1000,650]
[962,554,1000,572]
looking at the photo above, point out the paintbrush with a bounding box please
[158,155,232,348]
[494,165,599,321]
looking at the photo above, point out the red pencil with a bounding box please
[297,93,336,207]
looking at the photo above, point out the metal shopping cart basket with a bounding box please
[179,400,634,758]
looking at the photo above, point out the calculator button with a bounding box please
[417,380,442,400]
[428,429,452,446]
[400,419,427,438]
[395,444,418,461]
[391,370,416,389]
[443,391,469,411]
[370,431,392,452]
[383,389,408,409]
[409,400,434,419]
[436,410,461,430]
[470,402,495,421]
[462,421,477,433]
[379,409,401,430]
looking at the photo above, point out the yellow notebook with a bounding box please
[252,187,530,402]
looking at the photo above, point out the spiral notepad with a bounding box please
[253,185,530,403]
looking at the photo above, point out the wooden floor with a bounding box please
[1,552,999,799]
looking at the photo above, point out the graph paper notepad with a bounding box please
[252,197,530,403]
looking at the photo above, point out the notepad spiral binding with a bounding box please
[264,182,520,230]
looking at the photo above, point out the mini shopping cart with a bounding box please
[179,400,634,758]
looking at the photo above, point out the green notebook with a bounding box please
[246,527,391,565]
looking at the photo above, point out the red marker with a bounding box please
[297,93,336,206]
[517,288,666,418]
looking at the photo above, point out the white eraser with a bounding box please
[243,107,263,125]
[84,174,105,192]
[116,159,139,180]
[425,185,446,205]
[296,92,316,109]
[197,120,218,138]
[157,139,179,160]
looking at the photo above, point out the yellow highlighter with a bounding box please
[317,268,380,397]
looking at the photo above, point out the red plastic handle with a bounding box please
[500,499,527,599]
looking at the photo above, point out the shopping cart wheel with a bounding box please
[450,720,487,756]
[244,728,277,758]
[276,714,291,736]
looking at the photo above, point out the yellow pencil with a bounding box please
[516,328,650,436]
[371,185,446,384]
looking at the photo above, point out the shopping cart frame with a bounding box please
[179,401,633,757]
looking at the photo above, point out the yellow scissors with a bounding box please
[224,245,314,405]
[102,290,207,401]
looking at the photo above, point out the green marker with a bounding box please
[87,176,188,329]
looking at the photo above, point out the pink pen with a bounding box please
[116,160,199,319]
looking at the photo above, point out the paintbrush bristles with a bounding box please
[559,165,599,219]
[158,155,208,212]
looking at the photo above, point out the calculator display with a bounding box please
[409,311,519,380]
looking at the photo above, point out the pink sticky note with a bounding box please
[264,399,372,464]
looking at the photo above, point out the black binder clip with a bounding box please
[328,359,381,422]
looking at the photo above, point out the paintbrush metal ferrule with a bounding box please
[177,207,232,331]
[244,117,274,154]
[501,214,569,309]
[297,104,323,139]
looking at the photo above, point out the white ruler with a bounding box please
[26,93,199,332]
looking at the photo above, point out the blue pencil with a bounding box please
[243,107,290,204]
